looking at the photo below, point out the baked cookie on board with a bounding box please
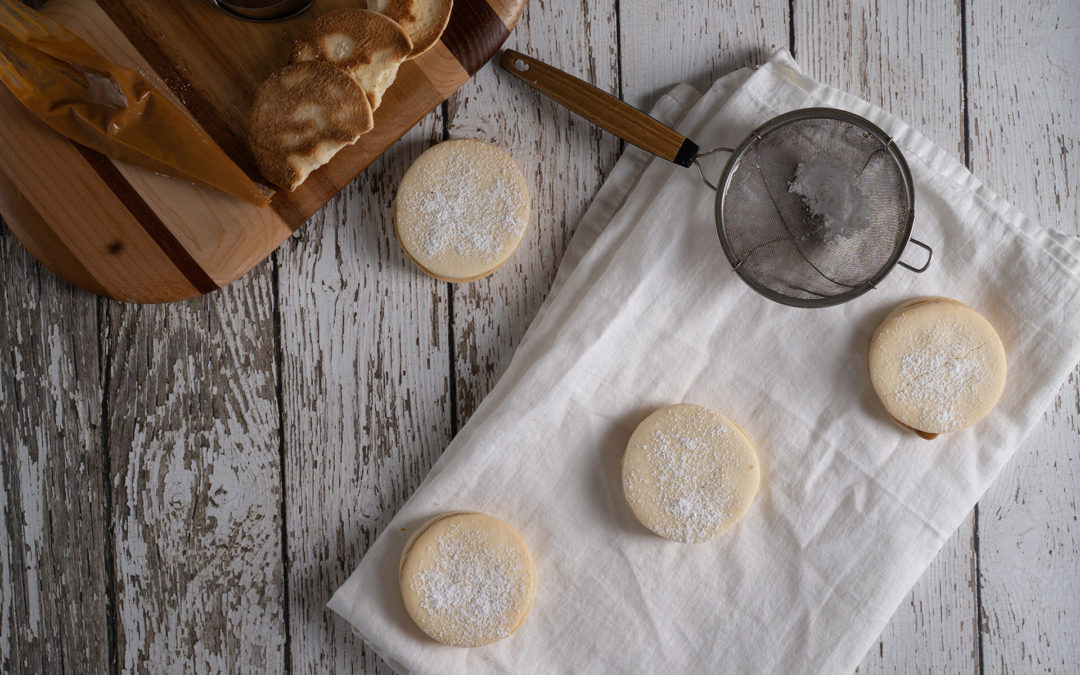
[399,512,537,647]
[366,0,453,57]
[622,404,760,544]
[869,297,1007,438]
[248,61,373,190]
[395,139,531,283]
[290,9,413,111]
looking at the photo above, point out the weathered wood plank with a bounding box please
[978,379,1080,673]
[278,118,450,674]
[619,0,789,109]
[448,0,621,425]
[858,531,978,672]
[1,3,112,671]
[967,0,1080,671]
[3,3,1077,675]
[794,0,968,156]
[792,2,976,671]
[105,273,285,672]
[0,223,111,673]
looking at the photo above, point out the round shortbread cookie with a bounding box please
[249,61,373,190]
[367,0,452,57]
[399,512,536,647]
[395,139,530,282]
[869,297,1007,438]
[290,9,413,111]
[622,404,760,544]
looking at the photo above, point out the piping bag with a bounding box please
[0,0,270,206]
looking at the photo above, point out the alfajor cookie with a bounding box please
[622,404,760,544]
[290,8,413,111]
[869,297,1007,438]
[395,139,530,283]
[400,512,537,648]
[249,61,373,190]
[366,0,452,58]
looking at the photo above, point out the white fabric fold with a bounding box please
[329,49,1080,674]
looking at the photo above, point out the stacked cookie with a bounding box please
[869,297,1007,439]
[248,1,453,191]
[622,404,760,544]
[400,512,537,647]
[395,139,532,283]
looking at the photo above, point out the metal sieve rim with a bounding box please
[714,107,917,308]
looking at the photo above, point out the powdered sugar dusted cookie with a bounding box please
[399,512,537,647]
[622,404,760,544]
[395,139,530,282]
[869,297,1007,438]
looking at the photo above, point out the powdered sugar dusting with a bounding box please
[788,155,871,241]
[879,312,995,433]
[624,406,749,543]
[412,520,531,647]
[398,146,527,263]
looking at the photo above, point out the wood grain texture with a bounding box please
[0,0,298,302]
[1,0,1078,672]
[448,0,621,425]
[0,0,520,302]
[967,0,1080,670]
[86,0,497,208]
[979,379,1080,673]
[105,275,285,672]
[277,118,450,674]
[619,0,789,111]
[0,222,110,673]
[0,81,202,301]
[857,530,979,673]
[792,1,978,671]
[793,0,967,161]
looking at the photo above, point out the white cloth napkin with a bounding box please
[329,49,1080,674]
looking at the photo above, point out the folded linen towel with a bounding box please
[329,49,1080,674]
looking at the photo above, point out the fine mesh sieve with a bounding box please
[500,52,933,307]
[714,108,927,307]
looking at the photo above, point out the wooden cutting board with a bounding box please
[0,0,524,302]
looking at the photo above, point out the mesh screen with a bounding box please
[719,115,911,303]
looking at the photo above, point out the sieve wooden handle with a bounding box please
[499,50,698,167]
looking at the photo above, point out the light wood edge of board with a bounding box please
[0,165,109,298]
[0,86,202,301]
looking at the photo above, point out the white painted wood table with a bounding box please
[1,0,1077,672]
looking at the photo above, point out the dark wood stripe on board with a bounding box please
[74,145,219,295]
[269,190,309,231]
[440,0,511,75]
